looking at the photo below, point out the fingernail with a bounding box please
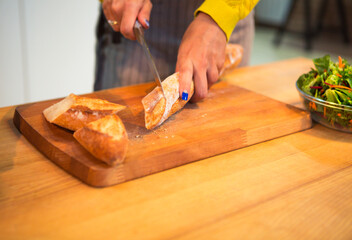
[182,91,188,101]
[145,19,150,28]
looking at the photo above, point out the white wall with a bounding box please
[0,0,100,107]
[0,0,25,107]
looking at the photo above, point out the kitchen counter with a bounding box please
[1,58,351,239]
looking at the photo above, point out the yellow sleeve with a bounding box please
[195,0,259,41]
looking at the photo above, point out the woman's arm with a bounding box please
[177,0,260,102]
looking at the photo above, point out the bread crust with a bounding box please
[142,72,194,130]
[53,107,118,131]
[43,94,125,131]
[73,115,128,166]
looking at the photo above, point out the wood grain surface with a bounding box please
[1,58,352,240]
[13,81,311,187]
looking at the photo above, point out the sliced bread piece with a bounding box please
[43,93,125,131]
[142,72,194,130]
[73,114,128,166]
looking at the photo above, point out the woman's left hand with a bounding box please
[176,12,227,102]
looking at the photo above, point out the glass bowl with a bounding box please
[296,79,352,133]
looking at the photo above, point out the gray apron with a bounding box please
[94,0,254,90]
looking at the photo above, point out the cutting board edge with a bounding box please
[13,107,129,188]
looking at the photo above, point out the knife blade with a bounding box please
[133,20,165,96]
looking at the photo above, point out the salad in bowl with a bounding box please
[296,55,352,132]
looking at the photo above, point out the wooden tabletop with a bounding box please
[1,58,352,239]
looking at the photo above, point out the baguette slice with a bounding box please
[73,114,128,166]
[43,93,125,131]
[142,72,194,130]
[141,44,243,130]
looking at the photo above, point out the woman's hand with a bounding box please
[102,0,152,40]
[176,12,227,102]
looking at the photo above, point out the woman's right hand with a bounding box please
[101,0,152,40]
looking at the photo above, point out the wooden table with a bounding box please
[1,58,352,239]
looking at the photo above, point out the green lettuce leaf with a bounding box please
[325,89,339,104]
[313,55,331,75]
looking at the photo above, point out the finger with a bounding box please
[214,49,226,79]
[138,0,153,29]
[207,61,220,89]
[104,0,121,32]
[111,0,124,29]
[102,0,118,31]
[176,60,193,101]
[217,55,225,72]
[191,64,208,102]
[120,1,142,40]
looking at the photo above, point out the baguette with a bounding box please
[43,93,125,131]
[142,72,194,130]
[142,44,243,130]
[73,114,128,166]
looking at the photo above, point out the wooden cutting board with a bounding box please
[13,81,312,187]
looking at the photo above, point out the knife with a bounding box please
[133,20,165,96]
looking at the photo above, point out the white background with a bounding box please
[0,0,100,107]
